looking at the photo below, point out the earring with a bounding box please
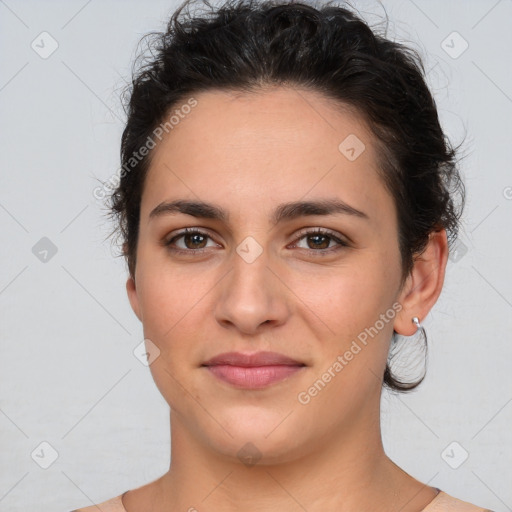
[411,316,426,339]
[392,316,427,344]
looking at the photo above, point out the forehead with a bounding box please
[141,86,394,227]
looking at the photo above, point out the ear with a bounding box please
[394,229,449,336]
[126,275,142,322]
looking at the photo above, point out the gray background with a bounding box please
[1,0,511,511]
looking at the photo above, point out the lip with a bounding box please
[202,351,306,389]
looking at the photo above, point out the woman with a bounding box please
[74,0,493,510]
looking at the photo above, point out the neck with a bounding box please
[143,408,436,512]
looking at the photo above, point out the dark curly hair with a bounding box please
[106,0,465,393]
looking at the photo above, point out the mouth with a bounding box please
[201,351,306,389]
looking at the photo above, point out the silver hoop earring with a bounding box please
[392,316,427,344]
[411,316,426,339]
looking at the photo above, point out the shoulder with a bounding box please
[70,493,126,512]
[423,491,494,511]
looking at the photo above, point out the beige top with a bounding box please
[72,489,494,511]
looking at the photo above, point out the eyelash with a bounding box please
[164,227,349,257]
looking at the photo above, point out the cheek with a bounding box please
[135,264,209,351]
[301,253,398,385]
[312,257,397,332]
[136,268,209,409]
[301,273,395,409]
[137,241,205,313]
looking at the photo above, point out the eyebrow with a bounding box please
[149,198,369,225]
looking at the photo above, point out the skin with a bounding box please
[111,86,447,511]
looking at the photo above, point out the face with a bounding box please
[127,86,407,464]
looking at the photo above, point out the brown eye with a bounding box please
[181,232,208,249]
[305,233,331,250]
[292,228,349,255]
[165,228,217,253]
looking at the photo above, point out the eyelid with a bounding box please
[164,227,220,249]
[165,226,347,242]
[292,226,348,243]
[289,227,350,253]
[164,226,350,254]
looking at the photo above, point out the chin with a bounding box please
[198,407,313,466]
[211,434,308,467]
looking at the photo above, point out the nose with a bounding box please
[214,245,290,335]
